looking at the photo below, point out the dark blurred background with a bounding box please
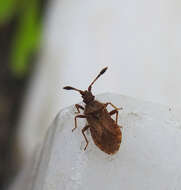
[0,0,47,189]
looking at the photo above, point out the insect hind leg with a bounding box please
[82,125,90,150]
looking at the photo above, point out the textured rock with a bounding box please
[11,93,181,190]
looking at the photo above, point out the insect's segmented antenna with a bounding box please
[63,86,84,94]
[88,67,108,91]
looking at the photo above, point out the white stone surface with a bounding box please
[14,93,181,190]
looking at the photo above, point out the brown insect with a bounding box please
[63,67,122,154]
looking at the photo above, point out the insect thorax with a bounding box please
[84,100,104,114]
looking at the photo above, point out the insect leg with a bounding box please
[75,104,84,114]
[109,109,119,124]
[73,115,87,132]
[105,102,122,124]
[82,125,90,150]
[104,102,122,110]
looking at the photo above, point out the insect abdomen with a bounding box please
[90,125,122,154]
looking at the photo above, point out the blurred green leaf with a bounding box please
[11,0,42,77]
[0,0,17,23]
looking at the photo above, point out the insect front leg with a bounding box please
[82,125,90,150]
[73,115,87,132]
[75,104,84,114]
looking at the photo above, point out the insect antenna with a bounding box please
[63,86,84,94]
[88,67,108,91]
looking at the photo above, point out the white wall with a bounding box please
[18,0,181,158]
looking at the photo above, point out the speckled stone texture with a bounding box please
[11,93,181,190]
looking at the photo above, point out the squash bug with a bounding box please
[63,67,122,154]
